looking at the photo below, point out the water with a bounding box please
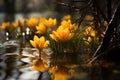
[0,40,120,80]
[0,40,40,80]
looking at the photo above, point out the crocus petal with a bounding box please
[50,34,58,42]
[30,40,36,48]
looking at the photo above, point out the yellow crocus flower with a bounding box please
[57,28,74,41]
[30,35,49,50]
[90,30,95,37]
[11,22,18,29]
[87,37,92,43]
[17,18,24,27]
[61,20,71,29]
[44,18,57,28]
[85,26,92,34]
[0,22,10,30]
[83,37,92,45]
[36,23,46,34]
[62,15,71,21]
[39,17,47,23]
[50,27,74,42]
[50,33,58,42]
[85,26,95,37]
[69,23,78,31]
[26,17,39,29]
[60,20,78,32]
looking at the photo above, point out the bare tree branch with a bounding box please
[92,0,109,23]
[89,5,120,64]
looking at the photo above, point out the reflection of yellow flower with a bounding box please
[31,59,48,72]
[50,27,74,42]
[49,66,68,80]
[45,18,57,28]
[49,66,58,73]
[26,17,39,29]
[54,73,68,80]
[30,35,49,50]
[0,22,10,30]
[36,23,46,34]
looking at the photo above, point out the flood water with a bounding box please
[0,39,120,80]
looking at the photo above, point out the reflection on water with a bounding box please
[0,40,40,80]
[0,40,120,80]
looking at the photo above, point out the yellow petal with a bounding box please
[50,34,58,42]
[39,36,45,42]
[90,31,95,37]
[44,40,50,47]
[54,73,68,80]
[36,23,46,34]
[45,18,57,28]
[30,40,36,48]
[34,35,40,45]
[88,37,92,42]
[68,33,74,40]
[62,15,71,21]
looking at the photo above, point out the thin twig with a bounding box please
[89,6,120,63]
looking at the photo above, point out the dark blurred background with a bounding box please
[0,0,72,22]
[0,0,120,80]
[0,0,119,42]
[0,0,72,42]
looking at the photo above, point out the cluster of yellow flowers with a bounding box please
[83,26,97,45]
[29,15,102,55]
[0,18,24,40]
[0,18,24,30]
[0,15,103,76]
[0,21,19,30]
[0,20,23,40]
[28,15,103,73]
[0,17,57,40]
[29,15,79,53]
